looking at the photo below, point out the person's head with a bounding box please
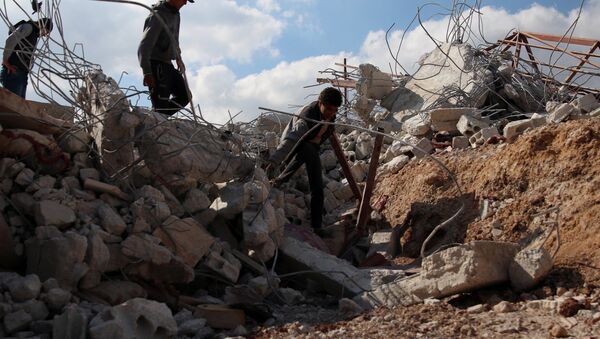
[318,87,343,119]
[168,0,193,10]
[37,18,52,37]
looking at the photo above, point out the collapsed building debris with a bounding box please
[1,0,599,336]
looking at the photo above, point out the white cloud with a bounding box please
[256,0,281,13]
[189,53,359,124]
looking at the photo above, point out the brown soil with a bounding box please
[254,118,600,338]
[377,118,600,285]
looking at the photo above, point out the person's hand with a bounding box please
[176,57,186,73]
[143,74,155,89]
[2,59,16,74]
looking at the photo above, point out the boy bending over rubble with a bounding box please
[265,87,343,237]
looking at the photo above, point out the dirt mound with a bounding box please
[376,117,600,284]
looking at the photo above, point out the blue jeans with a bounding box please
[0,66,28,98]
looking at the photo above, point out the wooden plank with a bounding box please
[316,78,356,88]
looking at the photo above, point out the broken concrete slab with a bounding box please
[367,229,399,258]
[200,242,242,283]
[509,247,553,291]
[430,107,475,132]
[34,200,76,229]
[133,108,254,193]
[87,281,147,305]
[89,298,177,339]
[153,216,215,268]
[457,114,490,137]
[210,182,248,219]
[413,138,434,158]
[390,44,492,123]
[548,103,576,123]
[97,203,127,236]
[503,115,547,140]
[355,241,520,308]
[183,188,211,214]
[278,236,374,296]
[403,114,431,136]
[81,72,135,179]
[572,93,600,113]
[356,63,395,100]
[25,228,88,291]
[7,274,41,302]
[0,88,73,135]
[52,304,87,339]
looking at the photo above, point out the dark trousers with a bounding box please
[150,60,189,115]
[1,67,28,98]
[278,142,324,230]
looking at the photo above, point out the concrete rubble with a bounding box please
[0,36,597,336]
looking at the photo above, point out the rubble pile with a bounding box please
[0,38,599,338]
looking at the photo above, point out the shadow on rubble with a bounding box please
[396,192,479,259]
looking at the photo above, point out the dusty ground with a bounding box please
[254,117,600,338]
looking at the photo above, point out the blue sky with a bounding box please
[2,0,598,123]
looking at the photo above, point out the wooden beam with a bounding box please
[521,31,599,47]
[316,78,356,88]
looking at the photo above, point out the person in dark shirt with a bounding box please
[1,18,53,98]
[266,87,343,235]
[138,0,193,115]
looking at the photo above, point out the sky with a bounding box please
[3,0,600,124]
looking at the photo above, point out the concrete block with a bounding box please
[89,298,177,339]
[26,229,88,291]
[547,103,575,123]
[34,200,76,229]
[201,242,241,283]
[97,204,126,236]
[210,183,247,220]
[14,168,34,186]
[7,274,41,302]
[572,93,600,113]
[509,248,553,291]
[403,114,430,136]
[320,150,337,171]
[278,236,374,296]
[457,114,489,137]
[503,119,535,139]
[469,127,499,147]
[357,63,394,100]
[355,241,520,308]
[87,281,147,305]
[379,155,409,175]
[452,136,469,149]
[182,188,211,214]
[413,138,433,158]
[153,217,215,268]
[53,304,87,339]
[3,309,32,334]
[429,107,474,132]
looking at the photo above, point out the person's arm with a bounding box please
[137,14,162,87]
[3,23,33,73]
[268,105,312,164]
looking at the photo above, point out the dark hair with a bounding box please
[38,18,53,32]
[319,87,343,107]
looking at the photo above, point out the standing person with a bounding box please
[138,0,192,115]
[1,18,53,98]
[266,87,343,236]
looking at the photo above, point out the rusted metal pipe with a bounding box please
[329,133,362,202]
[355,128,384,236]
